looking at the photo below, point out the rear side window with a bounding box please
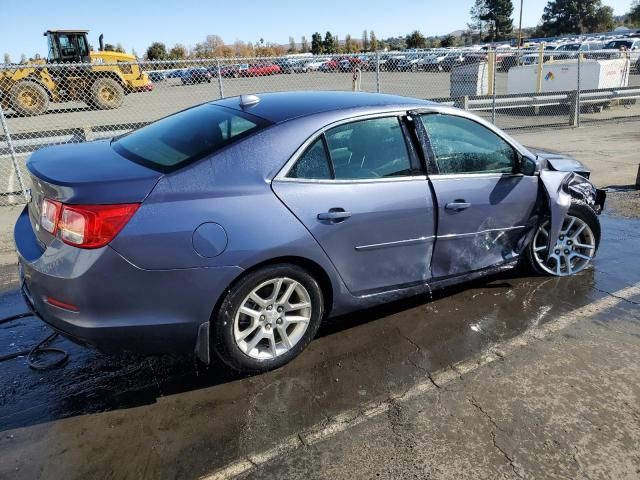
[326,117,412,179]
[113,104,270,172]
[286,117,417,181]
[288,138,332,179]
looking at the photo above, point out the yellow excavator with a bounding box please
[0,30,152,116]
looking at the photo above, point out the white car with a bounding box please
[305,58,330,71]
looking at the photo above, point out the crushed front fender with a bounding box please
[539,170,573,259]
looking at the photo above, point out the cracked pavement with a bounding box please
[0,195,639,479]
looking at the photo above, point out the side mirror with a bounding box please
[519,155,538,176]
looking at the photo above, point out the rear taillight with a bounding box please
[40,199,139,249]
[41,199,61,234]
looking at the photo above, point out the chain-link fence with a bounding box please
[2,48,640,205]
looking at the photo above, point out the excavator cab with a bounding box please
[45,30,91,63]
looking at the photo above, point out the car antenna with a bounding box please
[239,94,260,107]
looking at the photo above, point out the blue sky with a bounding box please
[0,0,634,59]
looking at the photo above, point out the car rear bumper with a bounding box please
[14,207,242,355]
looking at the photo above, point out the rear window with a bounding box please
[112,104,271,172]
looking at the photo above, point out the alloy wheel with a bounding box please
[532,215,596,276]
[233,277,312,360]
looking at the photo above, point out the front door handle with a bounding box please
[445,201,471,212]
[317,208,352,223]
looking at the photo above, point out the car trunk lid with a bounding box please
[26,139,162,248]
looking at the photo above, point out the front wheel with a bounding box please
[525,201,600,276]
[212,264,324,373]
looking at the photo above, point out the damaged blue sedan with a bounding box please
[14,91,605,372]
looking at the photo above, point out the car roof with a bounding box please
[212,91,436,124]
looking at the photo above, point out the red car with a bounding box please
[238,63,281,77]
[320,56,366,72]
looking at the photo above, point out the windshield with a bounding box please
[113,104,271,172]
[604,40,632,49]
[557,44,580,51]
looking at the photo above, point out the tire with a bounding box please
[87,77,124,110]
[524,201,601,277]
[9,80,49,116]
[212,264,324,373]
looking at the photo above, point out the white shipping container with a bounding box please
[507,59,630,94]
[450,62,490,97]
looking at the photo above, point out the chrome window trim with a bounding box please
[275,175,428,185]
[274,110,412,182]
[355,235,435,251]
[437,225,526,240]
[429,172,525,180]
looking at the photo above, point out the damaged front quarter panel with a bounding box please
[539,170,573,259]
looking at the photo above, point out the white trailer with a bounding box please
[507,58,630,94]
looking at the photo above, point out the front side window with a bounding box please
[420,114,516,175]
[113,104,270,171]
[325,117,413,179]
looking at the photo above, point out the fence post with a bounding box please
[491,49,497,125]
[0,104,27,201]
[216,59,224,99]
[375,51,381,93]
[576,53,582,128]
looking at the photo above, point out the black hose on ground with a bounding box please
[0,313,69,369]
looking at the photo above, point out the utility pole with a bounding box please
[517,0,524,50]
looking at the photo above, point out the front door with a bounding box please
[415,112,539,278]
[273,115,436,295]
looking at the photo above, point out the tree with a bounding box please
[405,30,427,49]
[588,5,613,32]
[192,35,224,58]
[479,0,514,41]
[369,31,378,51]
[362,30,369,51]
[131,48,139,59]
[233,40,252,57]
[385,36,406,50]
[631,0,640,25]
[440,34,458,47]
[115,43,126,53]
[20,53,26,63]
[3,53,10,64]
[146,42,167,60]
[104,43,116,52]
[168,44,187,59]
[468,0,488,41]
[344,34,354,53]
[288,36,297,53]
[301,35,309,53]
[541,0,614,36]
[311,32,323,54]
[323,31,337,53]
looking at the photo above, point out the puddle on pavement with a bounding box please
[0,211,639,478]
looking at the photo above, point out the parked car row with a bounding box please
[144,35,640,85]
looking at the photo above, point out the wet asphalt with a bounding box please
[0,204,639,479]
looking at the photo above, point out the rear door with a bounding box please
[272,115,436,295]
[414,112,539,278]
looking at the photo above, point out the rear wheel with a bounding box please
[87,77,124,110]
[9,80,49,116]
[526,201,600,276]
[212,264,324,373]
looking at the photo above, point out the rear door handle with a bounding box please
[317,208,352,223]
[445,201,471,211]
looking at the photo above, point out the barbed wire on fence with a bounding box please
[1,48,639,205]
